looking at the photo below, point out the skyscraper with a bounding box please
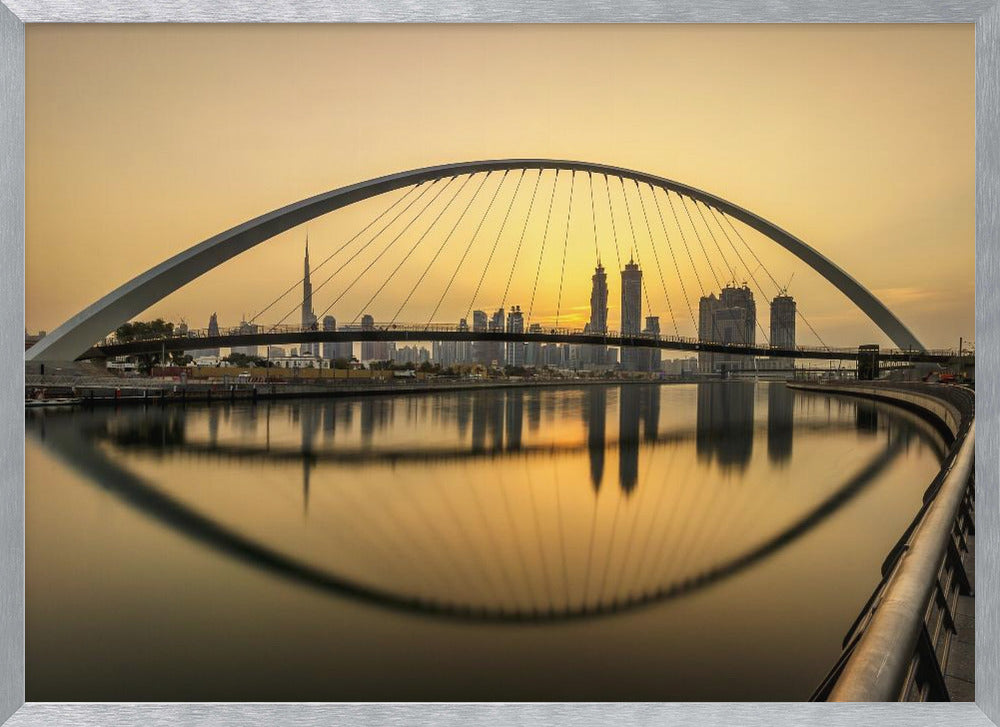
[506,306,525,366]
[231,318,259,358]
[590,261,608,334]
[456,317,471,364]
[698,294,720,373]
[525,323,543,367]
[472,310,488,365]
[584,261,609,368]
[643,315,661,372]
[322,315,353,362]
[769,294,796,370]
[358,313,393,362]
[621,257,643,371]
[698,283,756,374]
[488,308,506,367]
[191,312,220,358]
[300,237,319,357]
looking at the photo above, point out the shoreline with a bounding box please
[22,375,787,409]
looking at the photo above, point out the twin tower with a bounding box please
[585,257,659,371]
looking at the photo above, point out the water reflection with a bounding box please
[585,387,606,491]
[768,383,794,464]
[696,381,756,470]
[26,383,946,622]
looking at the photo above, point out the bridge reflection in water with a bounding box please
[28,382,946,624]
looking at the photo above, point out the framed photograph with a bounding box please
[2,2,997,726]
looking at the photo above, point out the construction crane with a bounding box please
[778,273,795,296]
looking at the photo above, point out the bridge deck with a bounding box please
[83,323,965,364]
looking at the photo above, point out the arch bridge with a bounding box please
[27,158,937,363]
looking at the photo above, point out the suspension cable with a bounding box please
[677,192,722,290]
[526,171,560,327]
[692,196,738,285]
[249,184,421,325]
[465,170,528,321]
[390,172,493,326]
[649,185,697,333]
[603,174,623,272]
[617,176,655,323]
[588,172,600,264]
[501,170,544,311]
[425,171,510,329]
[702,202,765,294]
[350,174,474,324]
[664,189,706,297]
[554,171,576,328]
[302,176,454,327]
[633,180,679,337]
[268,178,444,330]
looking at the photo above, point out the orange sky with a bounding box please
[25,24,974,349]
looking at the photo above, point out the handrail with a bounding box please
[791,383,975,701]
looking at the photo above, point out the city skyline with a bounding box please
[186,238,795,373]
[25,24,973,350]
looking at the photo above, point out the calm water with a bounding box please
[26,382,946,701]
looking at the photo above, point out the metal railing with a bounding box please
[797,383,975,702]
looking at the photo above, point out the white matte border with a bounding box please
[1,3,997,726]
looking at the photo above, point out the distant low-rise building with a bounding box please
[271,353,330,369]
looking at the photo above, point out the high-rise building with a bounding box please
[506,306,525,366]
[393,345,431,365]
[487,308,505,367]
[300,238,319,357]
[583,261,609,368]
[643,315,661,372]
[768,294,796,370]
[322,315,335,360]
[433,339,455,367]
[322,315,353,362]
[525,323,543,367]
[621,257,643,371]
[698,284,756,374]
[472,310,488,365]
[456,318,471,365]
[191,312,220,358]
[359,313,394,362]
[231,319,259,358]
[698,294,720,373]
[590,261,608,334]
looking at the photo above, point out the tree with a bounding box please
[224,352,269,368]
[115,318,174,343]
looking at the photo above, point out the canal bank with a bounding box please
[26,373,717,407]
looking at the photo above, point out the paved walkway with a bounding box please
[944,533,975,700]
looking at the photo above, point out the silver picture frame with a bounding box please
[1,2,997,724]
